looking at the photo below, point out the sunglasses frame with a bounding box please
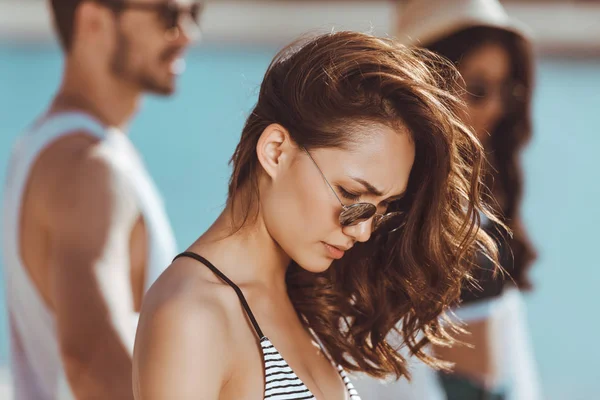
[96,0,204,31]
[465,79,526,109]
[302,147,405,233]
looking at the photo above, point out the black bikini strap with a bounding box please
[174,251,265,339]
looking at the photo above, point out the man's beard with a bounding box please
[110,30,175,96]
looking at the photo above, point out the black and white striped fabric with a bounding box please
[174,252,361,400]
[262,338,361,399]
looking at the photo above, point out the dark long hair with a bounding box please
[426,26,537,290]
[228,31,500,379]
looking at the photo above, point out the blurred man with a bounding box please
[1,0,202,398]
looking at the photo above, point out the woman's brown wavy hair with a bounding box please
[426,26,537,290]
[228,31,500,379]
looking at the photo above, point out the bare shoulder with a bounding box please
[137,256,236,339]
[37,130,139,233]
[133,257,241,399]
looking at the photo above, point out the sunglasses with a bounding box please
[465,80,526,109]
[98,0,204,32]
[303,147,405,234]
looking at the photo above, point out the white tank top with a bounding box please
[1,112,177,399]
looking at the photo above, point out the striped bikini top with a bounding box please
[174,252,361,400]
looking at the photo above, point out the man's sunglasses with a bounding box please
[303,147,405,234]
[97,0,204,32]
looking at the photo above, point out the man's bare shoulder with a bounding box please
[33,130,139,230]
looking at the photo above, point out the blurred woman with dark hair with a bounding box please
[369,0,541,399]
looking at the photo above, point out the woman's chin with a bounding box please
[295,257,334,274]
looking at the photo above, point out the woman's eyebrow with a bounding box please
[349,176,384,196]
[349,176,405,200]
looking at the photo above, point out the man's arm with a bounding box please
[47,139,140,399]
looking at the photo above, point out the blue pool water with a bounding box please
[1,44,599,399]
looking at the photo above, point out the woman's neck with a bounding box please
[189,203,291,292]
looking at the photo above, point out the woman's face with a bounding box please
[258,123,415,273]
[458,42,513,145]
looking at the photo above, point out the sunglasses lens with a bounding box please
[160,4,178,30]
[373,212,405,233]
[466,80,526,110]
[190,3,203,25]
[339,203,376,227]
[466,83,488,104]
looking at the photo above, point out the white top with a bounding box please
[1,112,177,399]
[352,288,542,400]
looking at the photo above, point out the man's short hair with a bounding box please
[49,0,112,51]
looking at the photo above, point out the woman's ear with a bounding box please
[256,123,294,180]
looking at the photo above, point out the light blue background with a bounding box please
[1,44,599,399]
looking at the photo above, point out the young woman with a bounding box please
[132,31,499,400]
[378,1,541,399]
[429,26,538,400]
